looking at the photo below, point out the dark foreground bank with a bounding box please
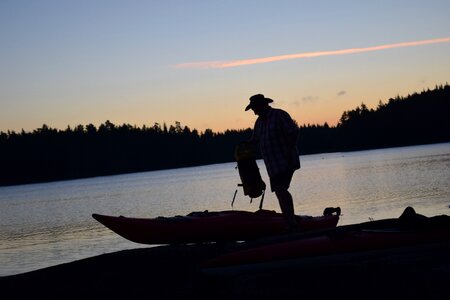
[2,241,450,300]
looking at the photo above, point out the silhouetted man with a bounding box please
[246,94,300,230]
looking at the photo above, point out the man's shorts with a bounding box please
[270,169,295,192]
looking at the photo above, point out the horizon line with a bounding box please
[174,37,450,69]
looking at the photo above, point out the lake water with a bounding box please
[1,143,450,276]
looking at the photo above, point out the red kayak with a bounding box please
[203,207,450,268]
[92,208,340,245]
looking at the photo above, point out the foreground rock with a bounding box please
[2,240,450,300]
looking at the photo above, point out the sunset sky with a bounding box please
[1,0,449,133]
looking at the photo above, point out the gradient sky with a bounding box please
[1,0,449,133]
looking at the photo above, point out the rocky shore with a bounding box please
[2,240,450,300]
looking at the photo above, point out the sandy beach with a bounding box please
[2,240,450,300]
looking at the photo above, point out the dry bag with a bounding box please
[234,142,266,198]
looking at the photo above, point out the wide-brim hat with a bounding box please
[245,94,274,111]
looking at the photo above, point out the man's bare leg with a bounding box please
[275,189,298,230]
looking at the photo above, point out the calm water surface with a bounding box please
[1,143,450,276]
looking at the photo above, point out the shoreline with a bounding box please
[2,241,450,299]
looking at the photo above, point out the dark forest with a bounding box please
[1,84,449,186]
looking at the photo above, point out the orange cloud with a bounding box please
[175,37,450,69]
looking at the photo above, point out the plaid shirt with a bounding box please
[253,108,300,177]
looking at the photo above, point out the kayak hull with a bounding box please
[92,209,339,245]
[204,211,450,268]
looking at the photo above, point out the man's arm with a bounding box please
[247,119,260,145]
[286,129,299,151]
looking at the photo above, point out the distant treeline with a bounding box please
[1,84,449,186]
